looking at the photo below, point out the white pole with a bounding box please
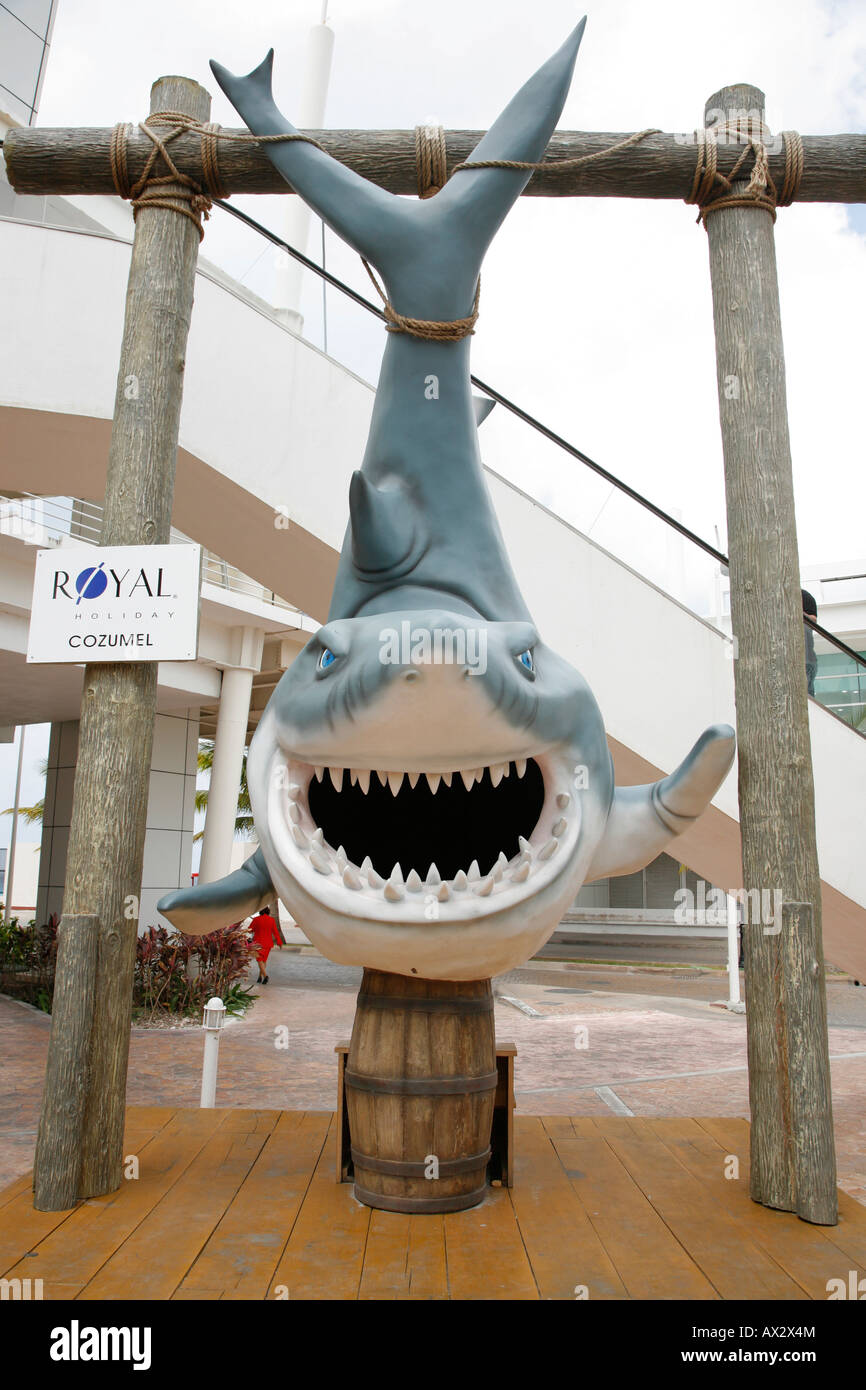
[3,726,25,924]
[200,997,226,1107]
[200,1029,220,1107]
[275,11,335,324]
[726,892,741,1006]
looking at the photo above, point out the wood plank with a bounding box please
[509,1118,625,1300]
[569,1116,603,1139]
[690,1117,866,1293]
[123,1105,176,1134]
[444,1186,538,1300]
[77,1115,277,1299]
[266,1119,371,1300]
[358,1210,449,1301]
[0,1173,34,1211]
[180,1111,331,1300]
[550,1131,717,1299]
[538,1116,577,1141]
[2,1108,229,1295]
[0,1192,78,1275]
[599,1120,813,1299]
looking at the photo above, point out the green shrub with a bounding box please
[133,924,258,1020]
[0,916,58,1011]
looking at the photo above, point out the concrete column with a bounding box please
[198,627,264,886]
[274,16,334,326]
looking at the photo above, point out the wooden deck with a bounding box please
[1,1108,864,1300]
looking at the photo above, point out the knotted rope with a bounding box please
[415,123,448,199]
[362,259,480,340]
[366,126,661,339]
[450,125,661,177]
[110,112,326,239]
[685,119,803,225]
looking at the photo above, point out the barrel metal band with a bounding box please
[353,1185,488,1215]
[350,1146,491,1177]
[345,1069,498,1096]
[357,992,493,1015]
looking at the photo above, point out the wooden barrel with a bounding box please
[346,969,496,1213]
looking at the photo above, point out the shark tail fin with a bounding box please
[211,20,586,287]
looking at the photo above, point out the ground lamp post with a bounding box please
[200,996,227,1108]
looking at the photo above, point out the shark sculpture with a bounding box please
[158,20,735,980]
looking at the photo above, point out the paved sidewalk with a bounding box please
[1,950,863,1205]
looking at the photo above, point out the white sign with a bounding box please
[27,544,202,664]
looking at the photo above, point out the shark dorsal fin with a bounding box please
[349,471,418,575]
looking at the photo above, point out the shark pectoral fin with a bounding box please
[587,724,736,881]
[473,396,496,427]
[156,848,275,938]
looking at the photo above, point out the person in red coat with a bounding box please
[248,906,283,984]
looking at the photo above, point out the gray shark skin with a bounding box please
[158,20,735,980]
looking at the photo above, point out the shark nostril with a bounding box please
[403,669,420,682]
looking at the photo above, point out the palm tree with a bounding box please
[194,740,255,841]
[3,758,47,824]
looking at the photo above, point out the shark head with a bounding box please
[248,605,613,979]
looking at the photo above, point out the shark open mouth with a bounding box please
[273,754,577,909]
[308,759,545,883]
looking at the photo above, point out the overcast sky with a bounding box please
[4,0,865,849]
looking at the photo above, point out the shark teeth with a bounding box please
[303,759,537,795]
[384,877,404,902]
[287,755,566,910]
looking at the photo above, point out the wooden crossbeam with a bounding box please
[5,125,866,202]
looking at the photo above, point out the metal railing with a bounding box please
[0,492,307,620]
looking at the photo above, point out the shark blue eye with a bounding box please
[517,649,534,673]
[318,647,337,671]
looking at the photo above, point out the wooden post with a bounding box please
[32,76,211,1211]
[702,85,836,1224]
